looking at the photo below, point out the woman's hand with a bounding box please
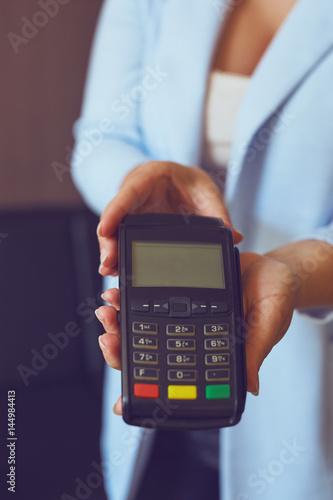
[239,252,297,394]
[97,161,243,276]
[95,288,122,414]
[239,238,333,393]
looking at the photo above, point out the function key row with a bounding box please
[131,298,228,316]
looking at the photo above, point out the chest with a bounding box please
[213,0,298,75]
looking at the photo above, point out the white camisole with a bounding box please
[203,71,250,171]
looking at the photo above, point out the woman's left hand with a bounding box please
[239,252,297,395]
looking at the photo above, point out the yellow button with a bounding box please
[168,385,197,400]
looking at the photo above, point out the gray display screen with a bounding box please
[132,241,225,289]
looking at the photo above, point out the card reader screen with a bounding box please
[132,241,225,288]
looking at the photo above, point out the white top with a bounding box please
[203,71,250,170]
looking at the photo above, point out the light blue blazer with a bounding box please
[72,1,333,499]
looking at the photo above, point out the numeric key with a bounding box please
[133,336,158,349]
[132,322,158,334]
[133,352,158,364]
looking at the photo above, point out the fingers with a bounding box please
[207,198,243,244]
[95,305,121,370]
[97,162,168,273]
[199,190,243,243]
[244,302,278,395]
[172,165,244,244]
[239,252,296,395]
[113,396,123,416]
[98,235,118,276]
[96,303,123,415]
[98,164,159,239]
[243,293,293,395]
[243,305,271,395]
[98,333,121,370]
[101,288,120,310]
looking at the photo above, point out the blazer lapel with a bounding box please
[226,0,333,200]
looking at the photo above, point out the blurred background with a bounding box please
[0,1,108,498]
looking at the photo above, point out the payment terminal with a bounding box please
[119,214,246,429]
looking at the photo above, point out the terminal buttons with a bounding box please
[168,385,197,400]
[169,297,191,317]
[191,301,207,314]
[131,300,150,312]
[206,385,230,399]
[132,322,158,334]
[134,383,159,399]
[166,324,195,335]
[134,367,159,380]
[153,301,169,313]
[130,298,228,316]
[204,324,228,335]
[133,337,158,349]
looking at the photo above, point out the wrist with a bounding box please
[265,240,333,310]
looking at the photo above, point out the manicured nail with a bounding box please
[98,335,107,351]
[101,292,107,302]
[251,381,259,397]
[95,309,104,322]
[100,249,107,265]
[112,403,121,416]
[97,222,101,236]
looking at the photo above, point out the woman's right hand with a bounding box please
[97,160,243,276]
[95,288,123,415]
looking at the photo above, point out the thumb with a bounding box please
[244,296,288,396]
[196,186,243,244]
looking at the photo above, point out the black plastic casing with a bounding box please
[119,214,246,430]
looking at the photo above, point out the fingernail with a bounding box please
[112,403,121,416]
[251,381,259,397]
[100,249,107,265]
[101,292,113,306]
[98,335,107,351]
[95,309,104,322]
[97,222,101,236]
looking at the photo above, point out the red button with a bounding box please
[134,383,159,398]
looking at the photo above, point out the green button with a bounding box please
[206,384,230,399]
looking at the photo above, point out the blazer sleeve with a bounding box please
[72,0,151,215]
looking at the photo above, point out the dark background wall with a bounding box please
[0,0,103,209]
[0,2,107,499]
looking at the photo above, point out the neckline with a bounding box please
[210,70,251,81]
